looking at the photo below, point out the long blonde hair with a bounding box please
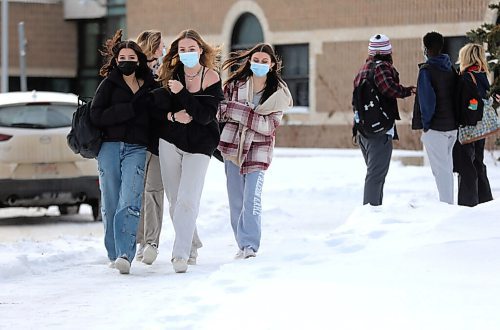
[136,30,162,61]
[458,43,489,74]
[157,29,221,88]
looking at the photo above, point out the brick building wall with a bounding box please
[127,0,234,36]
[259,0,489,30]
[126,0,498,149]
[4,2,77,77]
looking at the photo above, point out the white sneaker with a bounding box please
[187,248,198,265]
[142,244,158,265]
[108,261,116,268]
[115,257,131,274]
[234,249,244,259]
[136,244,144,262]
[172,258,188,273]
[243,247,256,259]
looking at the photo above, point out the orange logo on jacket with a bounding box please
[468,98,478,110]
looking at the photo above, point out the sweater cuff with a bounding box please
[176,87,190,108]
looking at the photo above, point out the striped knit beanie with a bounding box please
[368,34,392,56]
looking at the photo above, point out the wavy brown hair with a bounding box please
[136,30,162,61]
[98,29,150,79]
[222,43,285,104]
[157,29,221,88]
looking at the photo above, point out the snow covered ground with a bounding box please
[1,148,499,330]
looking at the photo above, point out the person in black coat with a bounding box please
[90,29,157,274]
[151,29,224,273]
[453,43,494,207]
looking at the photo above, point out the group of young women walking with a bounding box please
[90,29,292,275]
[89,27,493,275]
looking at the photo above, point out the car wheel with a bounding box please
[59,205,79,215]
[89,199,102,221]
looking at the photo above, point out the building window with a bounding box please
[231,13,264,52]
[275,44,309,108]
[8,77,75,93]
[106,0,127,37]
[443,36,469,70]
[77,20,106,97]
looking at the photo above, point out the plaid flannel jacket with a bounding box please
[354,57,413,121]
[218,79,292,174]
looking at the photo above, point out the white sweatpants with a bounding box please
[421,129,457,204]
[158,139,210,260]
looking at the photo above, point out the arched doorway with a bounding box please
[231,13,264,52]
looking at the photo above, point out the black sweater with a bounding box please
[90,68,157,147]
[150,72,224,156]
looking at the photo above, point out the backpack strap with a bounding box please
[366,61,377,83]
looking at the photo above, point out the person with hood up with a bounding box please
[413,31,458,204]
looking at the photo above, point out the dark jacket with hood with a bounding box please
[90,68,157,148]
[464,69,489,99]
[414,54,458,131]
[150,67,224,157]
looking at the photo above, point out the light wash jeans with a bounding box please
[421,129,457,204]
[224,160,265,252]
[97,142,146,262]
[158,140,209,261]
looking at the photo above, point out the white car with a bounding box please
[0,91,101,220]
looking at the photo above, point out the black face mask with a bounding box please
[117,61,138,76]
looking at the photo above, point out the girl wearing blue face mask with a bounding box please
[134,30,165,266]
[217,43,293,259]
[137,30,165,78]
[135,29,204,267]
[151,29,224,273]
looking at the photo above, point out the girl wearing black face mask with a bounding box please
[89,29,157,275]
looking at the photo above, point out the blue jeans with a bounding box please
[225,160,265,252]
[97,142,146,262]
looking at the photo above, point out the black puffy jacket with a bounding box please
[150,68,224,157]
[90,68,157,147]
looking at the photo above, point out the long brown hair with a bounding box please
[136,30,162,61]
[157,29,221,87]
[222,43,285,104]
[99,29,150,79]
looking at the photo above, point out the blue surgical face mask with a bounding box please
[156,48,167,66]
[250,62,270,77]
[179,51,199,68]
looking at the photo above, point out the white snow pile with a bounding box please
[0,148,499,330]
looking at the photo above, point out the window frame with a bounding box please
[274,43,310,113]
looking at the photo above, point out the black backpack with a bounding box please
[352,63,392,137]
[457,72,484,126]
[67,97,102,159]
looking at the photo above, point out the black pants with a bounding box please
[453,139,493,207]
